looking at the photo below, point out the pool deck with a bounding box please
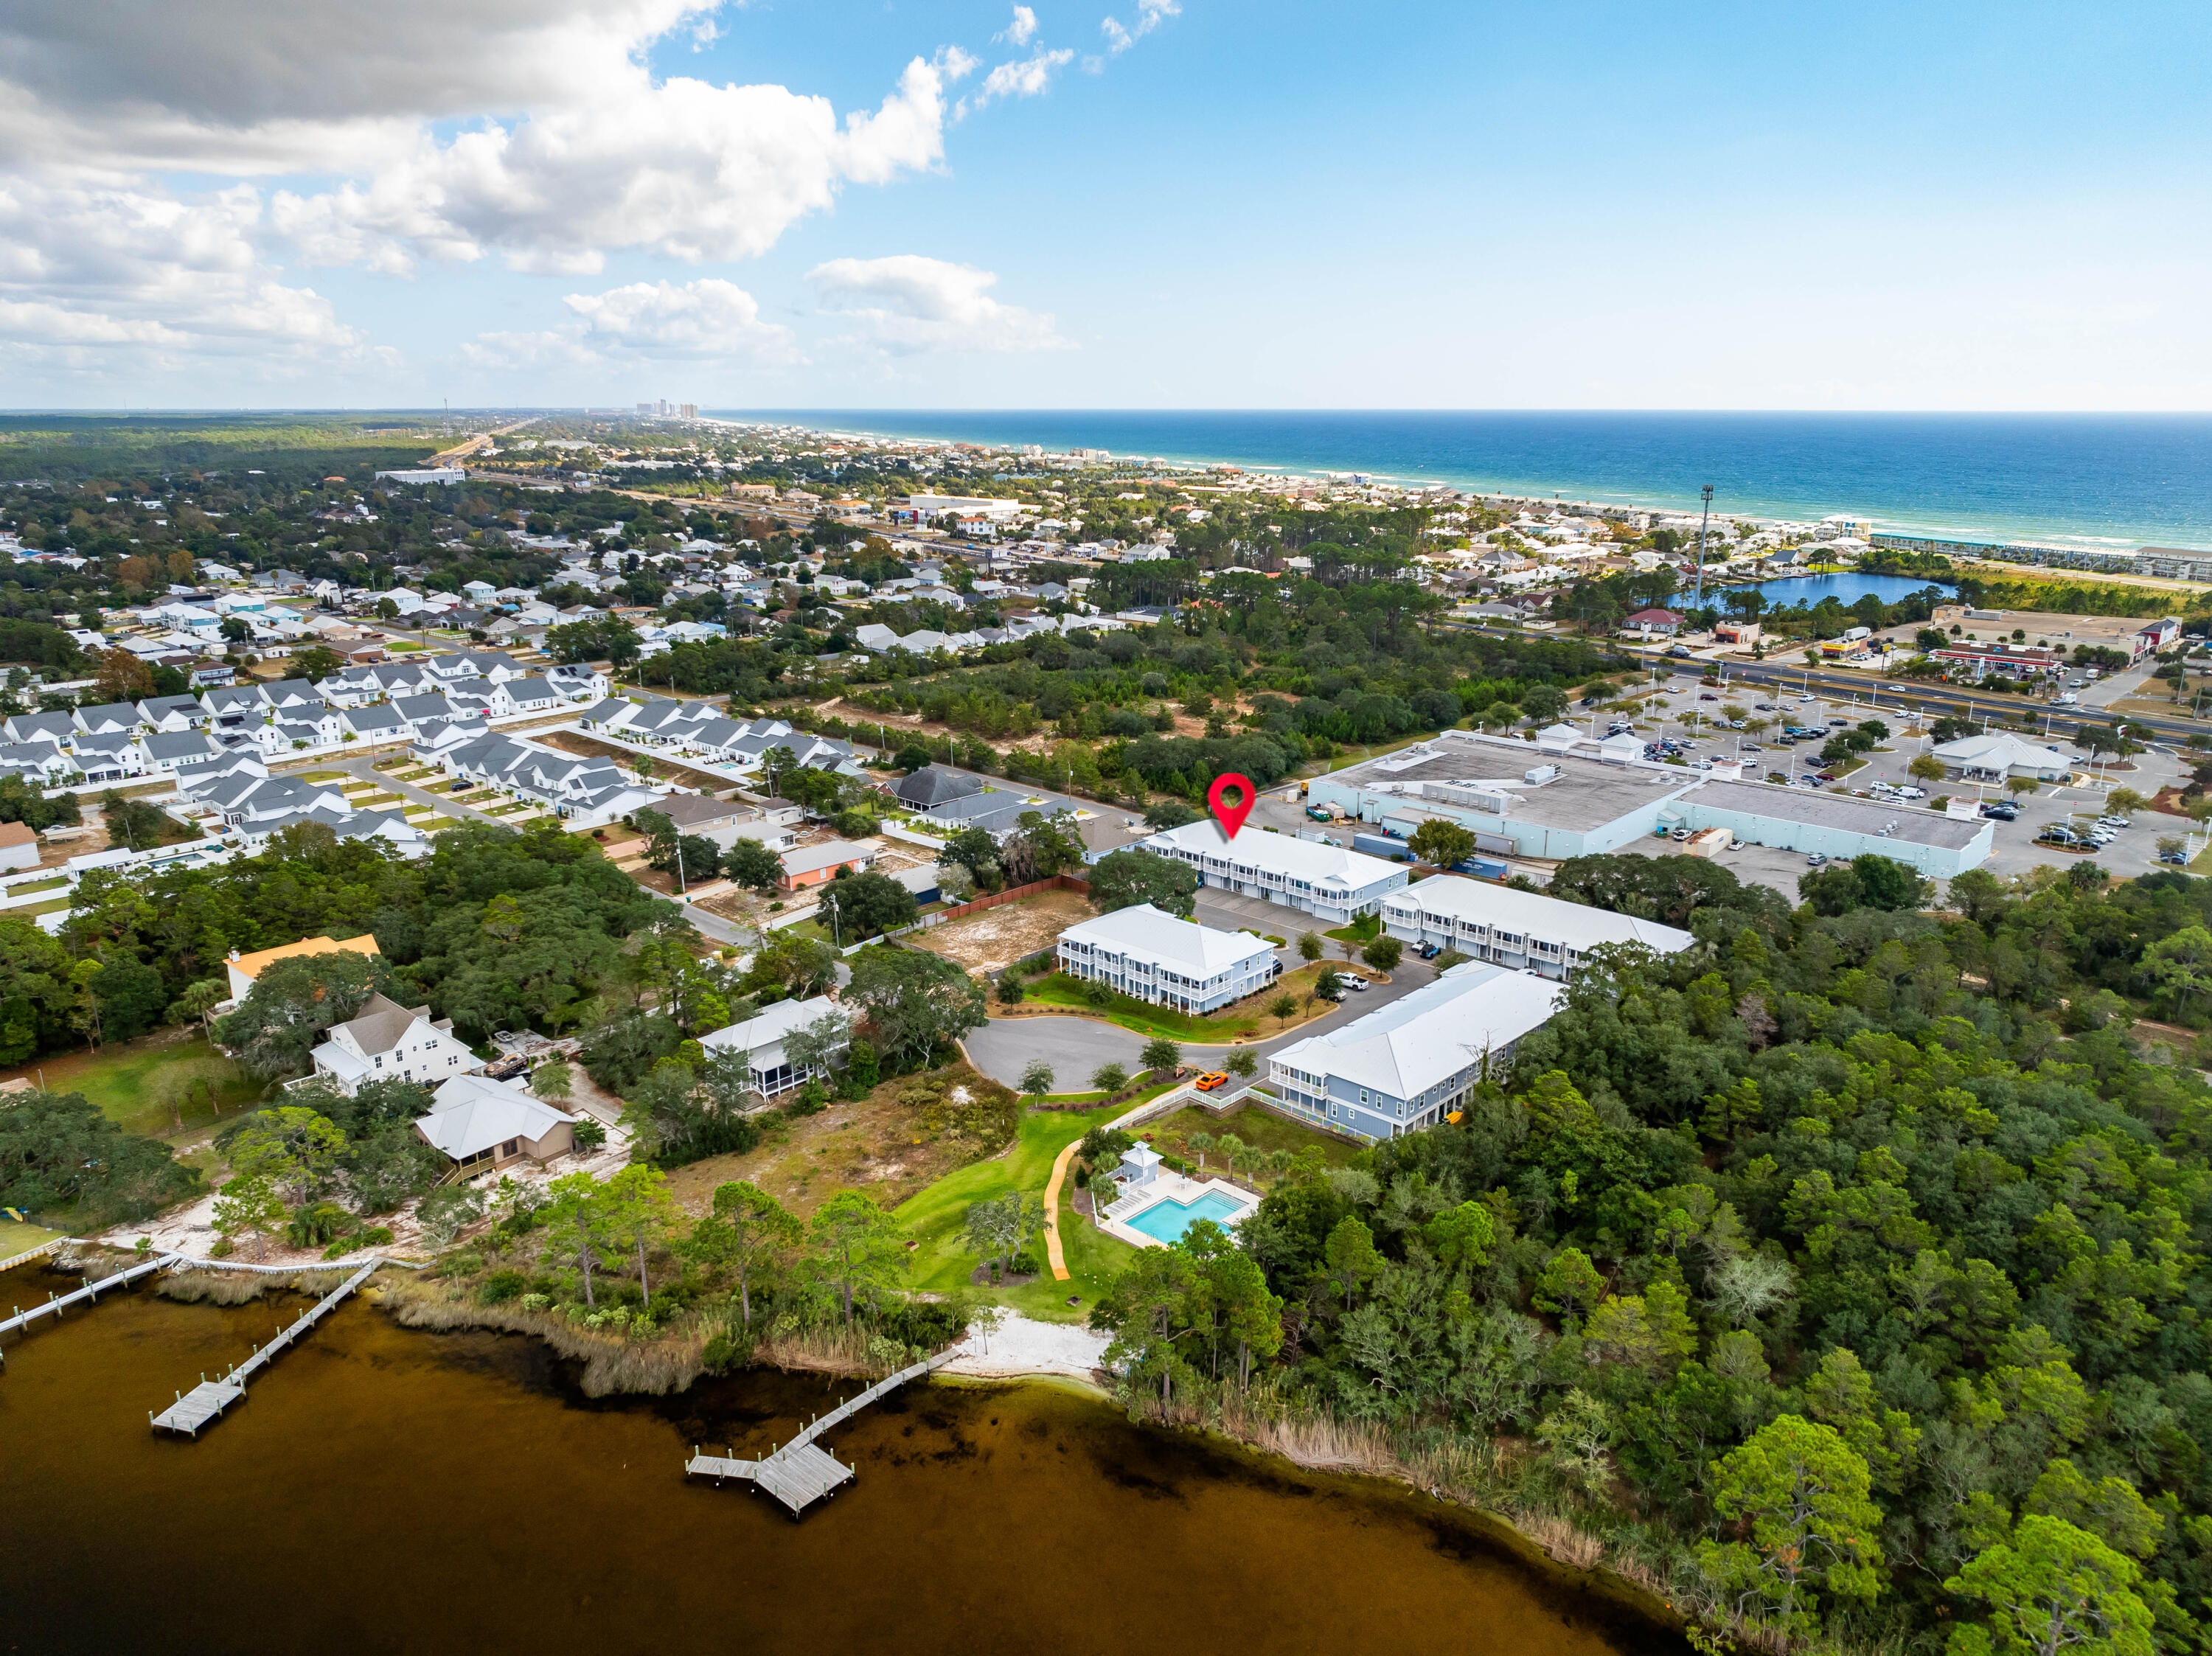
[1099,1171,1262,1250]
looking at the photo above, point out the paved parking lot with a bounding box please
[1256,681,2201,896]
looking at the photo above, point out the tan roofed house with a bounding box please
[307,990,484,1096]
[0,820,38,874]
[225,933,383,1001]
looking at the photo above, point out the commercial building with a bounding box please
[1307,730,1992,877]
[1380,877,1694,979]
[1268,962,1565,1141]
[1931,732,2074,782]
[1056,904,1279,1014]
[1139,821,1407,925]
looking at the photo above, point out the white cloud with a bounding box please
[1102,0,1178,54]
[565,278,796,359]
[970,48,1077,112]
[462,276,798,370]
[998,6,1040,45]
[807,255,1068,354]
[0,177,371,373]
[269,50,971,276]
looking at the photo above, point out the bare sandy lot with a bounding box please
[908,888,1092,975]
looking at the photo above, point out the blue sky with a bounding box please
[3,0,2208,408]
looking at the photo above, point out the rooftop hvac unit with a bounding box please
[1523,765,1560,784]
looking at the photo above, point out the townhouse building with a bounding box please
[1379,877,1694,980]
[1055,903,1279,1015]
[1139,821,1407,926]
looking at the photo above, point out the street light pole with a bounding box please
[1692,484,1714,611]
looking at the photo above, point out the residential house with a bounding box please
[224,933,383,1002]
[779,838,880,889]
[698,995,847,1097]
[411,1073,577,1179]
[307,992,484,1095]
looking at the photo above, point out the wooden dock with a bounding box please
[0,1250,179,1349]
[684,1343,965,1516]
[150,1260,379,1436]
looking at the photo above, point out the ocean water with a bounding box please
[718,410,2212,552]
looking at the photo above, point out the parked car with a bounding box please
[1896,785,1927,799]
[1346,976,1369,992]
[1416,942,1441,959]
[1193,1071,1229,1091]
[2160,850,2190,866]
[1806,852,1829,866]
[1699,692,1719,701]
[1980,801,2018,820]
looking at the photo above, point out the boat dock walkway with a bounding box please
[1,1250,180,1346]
[685,1342,966,1515]
[150,1260,379,1437]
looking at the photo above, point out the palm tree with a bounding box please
[1217,1133,1246,1180]
[1189,1131,1215,1171]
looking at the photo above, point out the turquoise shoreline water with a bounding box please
[715,409,2212,554]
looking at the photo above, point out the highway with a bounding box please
[1446,622,2209,747]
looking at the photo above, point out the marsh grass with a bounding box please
[379,1273,706,1396]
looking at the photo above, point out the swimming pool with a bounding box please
[1125,1189,1249,1243]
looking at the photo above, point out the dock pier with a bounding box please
[0,1248,180,1355]
[685,1343,966,1516]
[150,1259,380,1436]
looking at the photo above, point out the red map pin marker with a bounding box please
[1207,772,1256,840]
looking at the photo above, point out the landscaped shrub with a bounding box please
[480,1269,528,1304]
[571,1118,607,1151]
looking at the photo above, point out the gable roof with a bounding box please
[1272,961,1564,1099]
[330,990,431,1056]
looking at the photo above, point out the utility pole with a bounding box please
[1692,484,1714,612]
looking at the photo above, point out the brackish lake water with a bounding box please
[1,1267,1678,1656]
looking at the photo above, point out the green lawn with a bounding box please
[1140,1102,1363,1172]
[1021,967,1341,1043]
[10,1034,264,1139]
[894,1099,1142,1322]
[0,1217,68,1259]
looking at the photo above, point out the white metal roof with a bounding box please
[1060,904,1276,976]
[1271,961,1564,1100]
[1143,821,1402,892]
[1382,875,1695,955]
[700,994,845,1064]
[414,1074,575,1161]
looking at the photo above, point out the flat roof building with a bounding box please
[1381,877,1693,979]
[1140,820,1408,925]
[1056,903,1279,1015]
[1269,961,1565,1142]
[1309,730,1992,877]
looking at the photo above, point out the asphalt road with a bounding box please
[1447,623,2212,745]
[963,952,1438,1090]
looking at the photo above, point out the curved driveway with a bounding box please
[962,960,1436,1090]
